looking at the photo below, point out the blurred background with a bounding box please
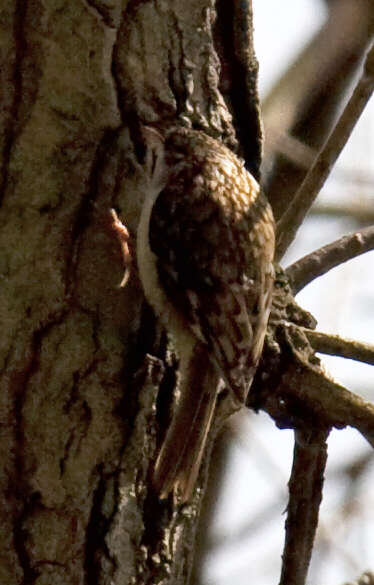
[194,1,374,584]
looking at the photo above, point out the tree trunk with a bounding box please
[0,1,260,583]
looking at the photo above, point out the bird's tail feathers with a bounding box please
[152,347,219,502]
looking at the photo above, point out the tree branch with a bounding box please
[285,225,374,295]
[279,429,328,585]
[267,325,374,449]
[303,328,374,367]
[276,42,374,260]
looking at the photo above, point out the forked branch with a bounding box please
[267,325,374,449]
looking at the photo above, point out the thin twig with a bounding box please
[303,328,374,367]
[285,225,374,294]
[276,43,374,261]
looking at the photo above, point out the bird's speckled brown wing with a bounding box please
[149,128,275,401]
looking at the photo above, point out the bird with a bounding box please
[132,125,275,502]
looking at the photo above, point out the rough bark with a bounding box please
[0,1,260,583]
